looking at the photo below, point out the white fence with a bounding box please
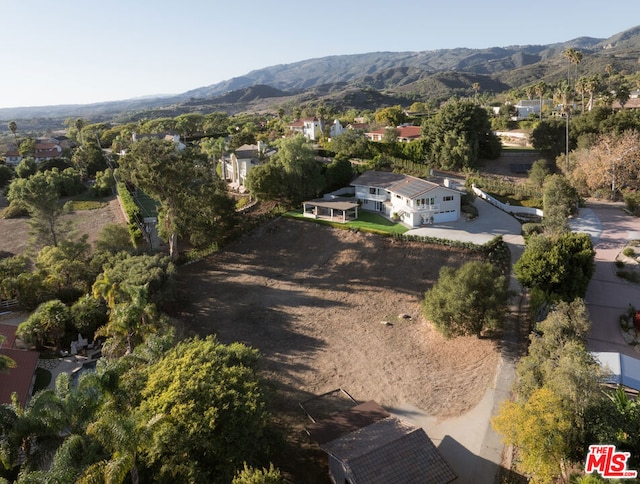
[471,184,543,218]
[0,299,19,310]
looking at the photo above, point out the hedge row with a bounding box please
[116,182,143,243]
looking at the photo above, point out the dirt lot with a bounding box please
[0,195,126,256]
[178,217,501,480]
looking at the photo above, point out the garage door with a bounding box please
[433,210,458,223]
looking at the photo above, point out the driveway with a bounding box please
[398,198,525,483]
[406,197,523,246]
[570,200,640,357]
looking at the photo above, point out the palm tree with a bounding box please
[0,390,66,472]
[605,64,615,91]
[472,82,480,105]
[564,48,583,85]
[555,81,573,171]
[74,118,86,146]
[584,76,599,111]
[95,283,163,358]
[83,408,150,484]
[534,81,548,120]
[7,121,18,145]
[575,77,588,113]
[615,83,631,109]
[525,84,535,100]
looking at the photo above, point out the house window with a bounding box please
[369,187,376,195]
[443,195,454,201]
[416,199,422,206]
[428,197,435,205]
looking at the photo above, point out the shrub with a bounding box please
[1,199,29,218]
[461,202,478,219]
[615,260,625,268]
[623,247,635,257]
[116,182,142,244]
[522,223,544,238]
[422,260,510,338]
[623,190,640,215]
[521,198,543,208]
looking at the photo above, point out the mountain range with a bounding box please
[2,25,639,128]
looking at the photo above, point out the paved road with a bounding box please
[397,198,525,483]
[570,200,640,357]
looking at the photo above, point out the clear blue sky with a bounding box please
[1,0,638,108]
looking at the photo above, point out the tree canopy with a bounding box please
[514,232,594,303]
[422,99,501,170]
[421,260,510,337]
[493,300,606,483]
[246,135,325,205]
[119,138,236,258]
[570,130,640,198]
[137,336,270,483]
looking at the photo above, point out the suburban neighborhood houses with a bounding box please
[5,23,640,483]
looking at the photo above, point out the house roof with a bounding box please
[35,142,60,151]
[235,144,260,159]
[0,348,39,407]
[326,418,456,484]
[593,351,640,391]
[307,401,456,484]
[612,98,640,110]
[0,323,18,348]
[366,126,422,140]
[352,171,457,199]
[306,400,390,444]
[34,149,62,159]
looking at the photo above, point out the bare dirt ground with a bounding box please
[177,217,501,481]
[0,195,126,256]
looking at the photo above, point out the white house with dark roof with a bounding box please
[352,171,461,227]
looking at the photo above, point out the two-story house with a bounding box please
[34,141,63,163]
[352,171,461,227]
[288,117,323,141]
[4,150,22,166]
[220,142,267,191]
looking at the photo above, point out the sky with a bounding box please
[1,0,638,109]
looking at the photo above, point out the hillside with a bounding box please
[1,25,639,129]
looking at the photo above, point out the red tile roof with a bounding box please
[0,323,17,348]
[34,149,62,159]
[0,348,39,407]
[35,142,60,151]
[0,324,40,407]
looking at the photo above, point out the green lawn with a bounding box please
[285,210,409,235]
